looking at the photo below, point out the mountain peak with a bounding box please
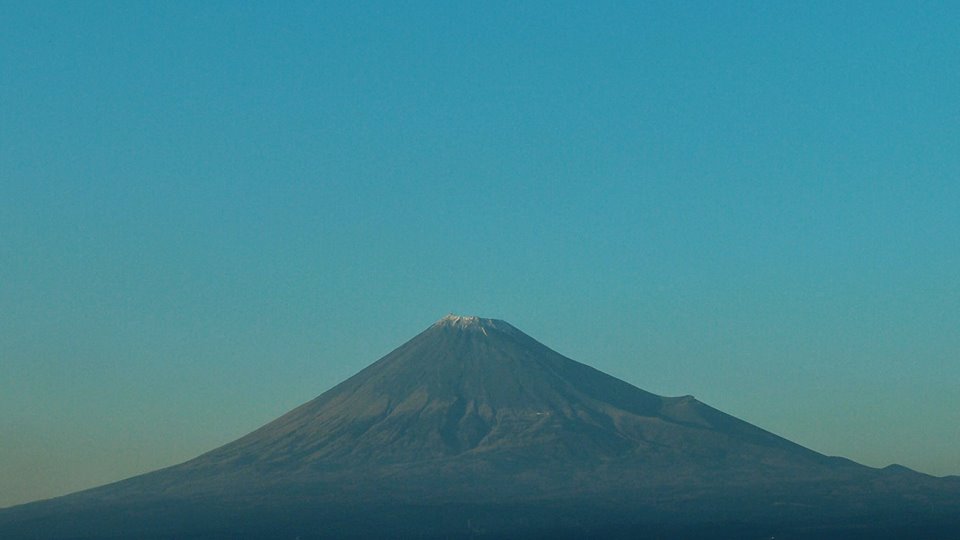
[436,313,482,325]
[433,314,511,333]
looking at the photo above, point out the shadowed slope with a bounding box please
[178,315,826,474]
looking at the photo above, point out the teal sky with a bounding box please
[2,1,958,507]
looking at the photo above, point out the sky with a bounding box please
[1,1,958,508]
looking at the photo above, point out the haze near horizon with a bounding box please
[1,2,958,508]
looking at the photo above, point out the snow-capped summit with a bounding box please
[431,314,518,335]
[434,314,484,327]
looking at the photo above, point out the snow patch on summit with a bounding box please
[437,314,482,327]
[433,314,518,336]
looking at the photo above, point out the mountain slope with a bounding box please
[163,314,830,482]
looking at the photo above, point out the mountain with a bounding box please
[2,315,958,539]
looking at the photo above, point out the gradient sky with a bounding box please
[2,1,959,508]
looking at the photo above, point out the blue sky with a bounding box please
[2,1,958,507]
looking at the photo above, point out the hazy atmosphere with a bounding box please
[2,1,958,509]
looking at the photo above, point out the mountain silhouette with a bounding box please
[2,315,958,539]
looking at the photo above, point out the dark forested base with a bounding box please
[3,496,958,540]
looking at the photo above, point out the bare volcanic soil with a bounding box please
[2,315,958,539]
